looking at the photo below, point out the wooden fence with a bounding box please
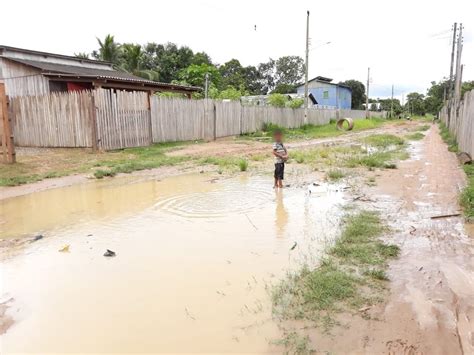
[11,90,93,147]
[440,89,474,157]
[9,89,387,150]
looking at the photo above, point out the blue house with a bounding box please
[296,76,352,109]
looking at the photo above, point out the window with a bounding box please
[323,90,329,99]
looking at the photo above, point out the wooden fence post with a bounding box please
[0,83,15,163]
[90,91,99,151]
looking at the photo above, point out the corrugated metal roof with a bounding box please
[3,57,200,92]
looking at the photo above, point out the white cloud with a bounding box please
[1,0,472,99]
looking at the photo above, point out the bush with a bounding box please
[286,98,304,109]
[267,93,287,108]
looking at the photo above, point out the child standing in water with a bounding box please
[272,130,288,188]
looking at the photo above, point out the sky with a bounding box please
[1,0,472,100]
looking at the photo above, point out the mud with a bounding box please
[310,124,474,354]
[0,173,346,353]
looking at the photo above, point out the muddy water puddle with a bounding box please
[1,173,345,353]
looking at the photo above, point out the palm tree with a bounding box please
[121,43,160,81]
[96,34,120,64]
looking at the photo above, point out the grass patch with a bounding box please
[415,125,430,132]
[439,122,459,152]
[242,118,386,142]
[272,210,399,327]
[326,169,345,181]
[405,132,425,141]
[363,134,404,148]
[199,156,250,172]
[461,165,474,221]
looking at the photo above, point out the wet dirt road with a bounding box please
[0,173,345,353]
[315,125,474,354]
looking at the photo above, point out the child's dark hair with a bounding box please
[273,129,283,135]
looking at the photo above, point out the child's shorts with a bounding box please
[274,163,285,180]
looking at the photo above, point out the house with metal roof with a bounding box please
[296,76,352,109]
[0,45,200,98]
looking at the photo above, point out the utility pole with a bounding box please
[390,84,394,119]
[365,67,370,119]
[454,24,463,105]
[447,22,457,126]
[304,10,310,124]
[449,23,457,99]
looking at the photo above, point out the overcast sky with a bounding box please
[1,0,472,100]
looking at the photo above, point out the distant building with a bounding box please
[296,76,352,109]
[0,45,200,98]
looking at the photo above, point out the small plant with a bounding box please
[460,165,474,220]
[327,169,345,181]
[286,98,304,109]
[94,169,115,179]
[267,93,288,108]
[363,134,405,148]
[238,158,248,172]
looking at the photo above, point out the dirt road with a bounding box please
[314,124,474,354]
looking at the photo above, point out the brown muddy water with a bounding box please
[0,173,345,353]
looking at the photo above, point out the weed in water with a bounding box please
[272,331,314,355]
[238,158,249,172]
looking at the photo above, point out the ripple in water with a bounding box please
[154,178,274,218]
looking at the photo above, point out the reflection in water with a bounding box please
[275,190,288,237]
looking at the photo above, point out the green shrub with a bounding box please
[238,158,248,171]
[286,98,304,109]
[267,93,287,108]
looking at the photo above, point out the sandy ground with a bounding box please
[312,125,474,354]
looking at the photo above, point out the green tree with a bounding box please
[406,92,426,115]
[274,56,304,87]
[338,80,366,109]
[192,52,213,66]
[379,98,403,117]
[257,59,276,94]
[462,81,474,98]
[219,59,246,90]
[94,34,121,64]
[424,80,449,114]
[178,63,221,88]
[271,83,297,94]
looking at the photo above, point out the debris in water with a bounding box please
[245,214,258,230]
[418,266,424,271]
[59,245,70,253]
[32,235,44,242]
[290,242,297,250]
[185,307,196,320]
[409,226,417,235]
[430,213,461,220]
[216,290,226,296]
[358,306,371,312]
[103,249,116,257]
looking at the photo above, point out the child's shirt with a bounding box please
[273,142,287,163]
